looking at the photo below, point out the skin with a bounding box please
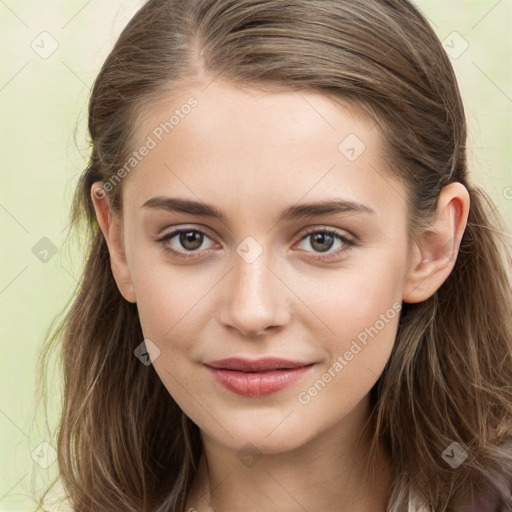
[91,78,470,511]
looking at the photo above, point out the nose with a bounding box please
[218,250,291,337]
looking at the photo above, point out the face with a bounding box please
[103,79,416,454]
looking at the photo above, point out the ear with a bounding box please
[90,182,136,303]
[402,182,470,304]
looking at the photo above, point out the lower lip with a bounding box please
[205,364,314,397]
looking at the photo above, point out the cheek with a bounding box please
[294,257,405,420]
[294,314,398,433]
[128,247,215,344]
[297,247,406,345]
[129,259,214,416]
[294,249,405,398]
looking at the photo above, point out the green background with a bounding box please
[1,0,511,510]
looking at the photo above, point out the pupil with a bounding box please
[311,233,334,253]
[180,231,203,250]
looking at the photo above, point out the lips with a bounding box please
[204,357,314,397]
[205,357,310,372]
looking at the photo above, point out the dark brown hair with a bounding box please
[35,0,512,510]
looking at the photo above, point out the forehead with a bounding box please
[122,79,407,224]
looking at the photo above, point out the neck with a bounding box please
[185,398,392,512]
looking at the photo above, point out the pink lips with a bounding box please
[204,357,314,397]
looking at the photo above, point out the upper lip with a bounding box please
[204,357,313,372]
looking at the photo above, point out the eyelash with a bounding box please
[155,226,356,261]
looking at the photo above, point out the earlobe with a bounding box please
[402,182,470,304]
[90,182,137,303]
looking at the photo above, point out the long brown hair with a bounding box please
[35,0,512,510]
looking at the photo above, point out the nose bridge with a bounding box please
[219,236,289,335]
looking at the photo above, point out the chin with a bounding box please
[199,409,318,455]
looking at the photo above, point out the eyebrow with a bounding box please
[141,196,376,223]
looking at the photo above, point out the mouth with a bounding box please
[204,358,315,397]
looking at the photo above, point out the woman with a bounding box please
[36,0,512,510]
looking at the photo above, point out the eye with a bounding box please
[296,228,356,260]
[155,227,217,259]
[154,226,356,262]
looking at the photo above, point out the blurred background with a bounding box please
[1,0,511,510]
